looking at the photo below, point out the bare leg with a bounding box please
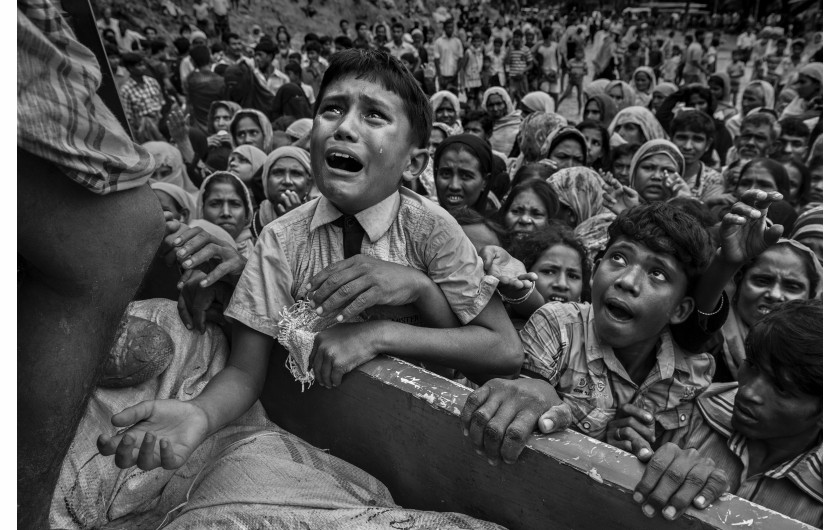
[17,149,165,528]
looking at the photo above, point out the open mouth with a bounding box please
[326,151,364,173]
[755,304,778,317]
[548,295,568,303]
[605,299,634,321]
[445,194,464,205]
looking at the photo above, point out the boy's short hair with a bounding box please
[513,29,523,37]
[355,21,366,32]
[779,116,810,139]
[670,109,715,140]
[463,109,493,136]
[284,62,302,77]
[189,45,212,68]
[745,299,822,396]
[606,202,713,290]
[609,142,640,166]
[741,112,780,142]
[392,22,404,31]
[222,32,240,45]
[314,48,432,149]
[334,35,353,49]
[305,41,322,55]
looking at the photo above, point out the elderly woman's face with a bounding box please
[435,98,457,126]
[267,157,311,203]
[616,122,645,145]
[608,85,626,106]
[549,139,585,169]
[741,86,764,115]
[736,246,811,327]
[504,189,549,234]
[634,72,651,92]
[486,94,507,120]
[203,182,248,238]
[633,153,679,202]
[435,147,486,211]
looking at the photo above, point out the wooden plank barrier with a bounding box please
[261,353,816,530]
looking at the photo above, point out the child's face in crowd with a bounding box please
[435,99,457,126]
[672,129,709,166]
[203,182,248,238]
[735,246,811,327]
[612,154,633,185]
[580,127,603,162]
[634,153,679,202]
[154,190,186,222]
[267,157,311,203]
[234,117,264,149]
[732,356,821,442]
[616,122,645,145]
[709,81,725,103]
[735,164,778,199]
[504,189,549,234]
[737,123,773,160]
[227,151,256,184]
[583,100,602,122]
[311,75,427,215]
[463,120,487,141]
[688,93,709,114]
[549,139,585,169]
[591,237,692,351]
[531,244,583,303]
[435,147,486,210]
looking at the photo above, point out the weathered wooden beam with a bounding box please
[261,353,816,530]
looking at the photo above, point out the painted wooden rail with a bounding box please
[261,353,816,530]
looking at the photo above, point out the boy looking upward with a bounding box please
[98,49,521,470]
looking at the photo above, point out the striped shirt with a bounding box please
[120,75,165,130]
[521,302,714,441]
[660,383,822,528]
[225,189,499,337]
[17,0,153,195]
[505,46,533,78]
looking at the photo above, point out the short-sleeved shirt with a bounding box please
[520,302,714,441]
[434,36,464,77]
[225,188,499,337]
[120,75,164,128]
[660,383,822,528]
[505,46,533,78]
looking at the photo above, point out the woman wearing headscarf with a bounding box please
[627,139,686,203]
[205,100,241,170]
[649,82,677,114]
[429,90,463,133]
[143,141,200,193]
[583,79,611,100]
[519,91,556,115]
[195,171,255,259]
[539,126,588,170]
[631,66,656,108]
[229,108,274,153]
[592,30,617,80]
[791,205,822,263]
[508,112,568,178]
[150,181,198,222]
[434,134,500,215]
[227,144,267,187]
[709,72,737,122]
[546,166,610,228]
[781,62,822,123]
[269,82,313,122]
[223,62,274,116]
[725,80,775,141]
[607,106,668,148]
[605,80,637,110]
[252,146,312,236]
[481,87,522,157]
[582,93,618,128]
[414,122,455,200]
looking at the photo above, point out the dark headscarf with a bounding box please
[207,100,242,134]
[434,134,495,214]
[269,82,313,122]
[585,94,618,127]
[223,62,274,116]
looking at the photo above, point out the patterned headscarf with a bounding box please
[518,112,568,163]
[540,126,589,166]
[521,91,556,114]
[261,146,312,198]
[605,80,637,110]
[546,167,607,225]
[629,139,685,190]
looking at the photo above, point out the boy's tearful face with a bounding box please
[311,76,427,214]
[591,237,692,353]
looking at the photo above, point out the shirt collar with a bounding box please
[310,192,401,243]
[698,384,823,502]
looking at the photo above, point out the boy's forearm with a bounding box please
[192,323,274,434]
[376,296,522,375]
[413,276,461,328]
[692,250,740,312]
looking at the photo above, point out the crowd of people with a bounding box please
[20,0,824,527]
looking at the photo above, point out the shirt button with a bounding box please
[680,414,687,422]
[582,421,591,430]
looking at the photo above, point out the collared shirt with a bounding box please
[385,40,418,59]
[120,75,164,129]
[505,46,533,78]
[225,188,499,337]
[520,302,714,441]
[433,35,464,77]
[660,383,822,528]
[255,67,290,95]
